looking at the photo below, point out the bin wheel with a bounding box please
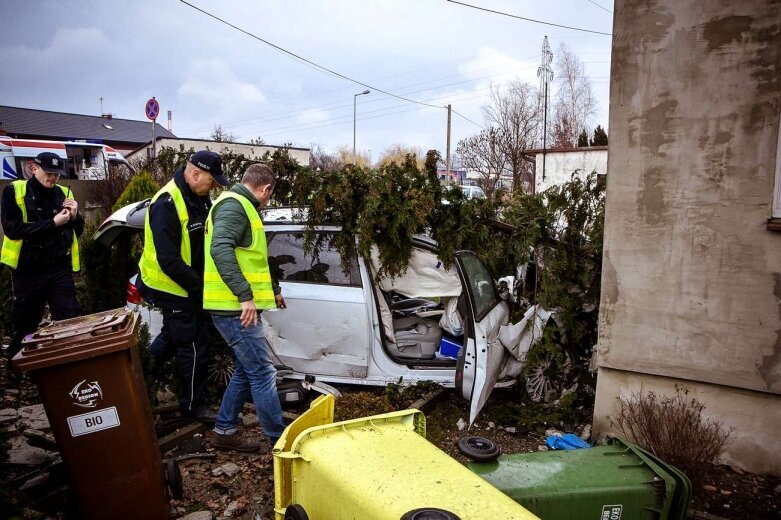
[165,459,184,499]
[285,504,309,520]
[457,436,501,462]
[400,508,461,520]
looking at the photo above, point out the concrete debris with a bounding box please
[17,404,50,431]
[580,424,592,441]
[728,464,745,475]
[703,485,717,492]
[180,511,215,520]
[7,436,56,466]
[222,499,246,517]
[19,472,50,491]
[456,418,467,431]
[504,426,516,434]
[488,422,495,429]
[537,445,549,452]
[212,462,240,478]
[241,413,259,427]
[23,429,58,451]
[0,407,18,425]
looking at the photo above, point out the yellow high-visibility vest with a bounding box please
[138,180,191,297]
[202,191,275,311]
[0,180,80,271]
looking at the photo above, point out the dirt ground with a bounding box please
[1,362,780,520]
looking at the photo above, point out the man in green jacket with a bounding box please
[203,163,286,452]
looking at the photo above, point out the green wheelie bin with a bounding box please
[467,437,691,520]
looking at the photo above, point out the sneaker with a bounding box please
[210,432,261,453]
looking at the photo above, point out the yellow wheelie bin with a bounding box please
[273,394,538,520]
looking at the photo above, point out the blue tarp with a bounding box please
[546,433,591,450]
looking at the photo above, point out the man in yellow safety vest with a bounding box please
[137,150,228,422]
[203,163,286,452]
[1,152,82,372]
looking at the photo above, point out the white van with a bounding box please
[0,137,133,181]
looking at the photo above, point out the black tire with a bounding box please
[400,508,461,520]
[165,459,184,499]
[457,436,501,462]
[285,504,309,520]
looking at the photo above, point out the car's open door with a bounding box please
[454,251,510,424]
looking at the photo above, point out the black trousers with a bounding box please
[8,265,80,359]
[150,307,211,415]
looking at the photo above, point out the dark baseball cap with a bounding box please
[189,150,228,186]
[34,152,66,174]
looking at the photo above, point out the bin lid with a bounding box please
[13,308,139,372]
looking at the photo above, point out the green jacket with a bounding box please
[208,184,280,314]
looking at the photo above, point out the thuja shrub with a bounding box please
[113,170,160,211]
[608,386,733,479]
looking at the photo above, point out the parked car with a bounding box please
[94,201,518,422]
[459,184,487,200]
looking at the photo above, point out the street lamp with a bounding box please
[353,89,370,163]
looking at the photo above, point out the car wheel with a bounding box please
[285,504,309,520]
[208,350,235,388]
[400,508,461,520]
[524,350,574,403]
[457,436,501,462]
[165,459,183,499]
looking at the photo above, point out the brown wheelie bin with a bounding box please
[12,308,168,520]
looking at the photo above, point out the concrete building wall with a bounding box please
[534,148,608,192]
[594,0,781,475]
[128,138,311,167]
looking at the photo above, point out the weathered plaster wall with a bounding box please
[535,149,608,192]
[595,0,781,474]
[593,368,780,474]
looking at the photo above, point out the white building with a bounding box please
[526,146,608,193]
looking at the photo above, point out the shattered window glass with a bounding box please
[266,232,361,287]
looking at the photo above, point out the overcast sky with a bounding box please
[1,0,613,161]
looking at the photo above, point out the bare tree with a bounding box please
[210,124,237,143]
[483,80,540,193]
[377,144,425,170]
[335,145,372,168]
[309,144,345,171]
[552,43,597,147]
[456,128,508,201]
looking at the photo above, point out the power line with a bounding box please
[178,61,542,136]
[586,0,613,14]
[445,0,612,36]
[178,0,443,109]
[451,109,483,129]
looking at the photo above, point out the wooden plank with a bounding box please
[157,421,208,453]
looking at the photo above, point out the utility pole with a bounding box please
[537,36,554,187]
[446,104,452,180]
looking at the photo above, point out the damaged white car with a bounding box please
[95,202,550,422]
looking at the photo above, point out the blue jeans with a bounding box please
[211,315,285,440]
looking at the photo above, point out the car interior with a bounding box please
[369,245,467,366]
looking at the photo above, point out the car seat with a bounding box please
[391,316,442,359]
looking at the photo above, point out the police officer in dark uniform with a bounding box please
[137,150,228,422]
[1,152,83,364]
